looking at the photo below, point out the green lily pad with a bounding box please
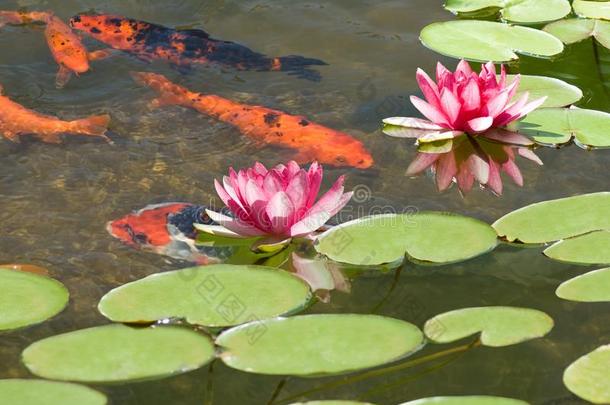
[0,379,106,405]
[514,107,610,148]
[573,0,610,20]
[556,267,610,302]
[399,396,529,405]
[315,213,497,266]
[424,306,554,347]
[0,269,69,332]
[22,324,215,383]
[564,344,610,404]
[216,314,424,376]
[98,265,311,328]
[507,75,583,108]
[493,192,610,244]
[420,20,564,62]
[544,230,610,265]
[444,0,571,24]
[544,18,610,50]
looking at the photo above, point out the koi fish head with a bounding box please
[69,13,148,50]
[45,15,89,73]
[107,202,192,248]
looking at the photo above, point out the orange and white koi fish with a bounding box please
[0,84,110,143]
[131,72,374,168]
[0,10,110,87]
[70,13,326,81]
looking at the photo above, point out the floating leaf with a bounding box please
[98,265,311,328]
[216,314,424,376]
[556,267,610,302]
[424,306,554,347]
[493,192,610,244]
[544,18,610,50]
[399,396,529,405]
[0,379,107,405]
[507,75,583,108]
[544,230,610,265]
[22,324,215,383]
[564,345,610,404]
[444,0,571,24]
[315,213,497,266]
[420,20,564,62]
[514,107,610,148]
[0,269,69,332]
[573,0,610,20]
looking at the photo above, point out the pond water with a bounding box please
[0,0,609,404]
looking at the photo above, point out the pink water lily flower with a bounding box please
[384,60,546,142]
[202,161,352,240]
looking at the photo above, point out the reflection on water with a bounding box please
[0,0,609,404]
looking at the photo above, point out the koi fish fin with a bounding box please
[290,149,318,165]
[148,95,183,109]
[37,133,62,144]
[55,66,73,89]
[69,114,111,142]
[2,130,20,143]
[88,49,113,61]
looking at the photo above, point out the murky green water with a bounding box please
[0,0,609,404]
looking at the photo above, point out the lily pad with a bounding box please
[98,265,311,328]
[444,0,571,24]
[544,18,610,50]
[514,107,610,148]
[399,397,529,405]
[315,213,497,266]
[0,269,69,332]
[556,267,610,302]
[216,314,424,376]
[507,75,583,108]
[424,306,554,347]
[0,379,107,405]
[22,324,215,383]
[564,345,610,404]
[493,192,610,244]
[544,230,610,265]
[420,20,564,62]
[573,0,610,20]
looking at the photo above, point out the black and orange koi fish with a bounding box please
[69,13,327,80]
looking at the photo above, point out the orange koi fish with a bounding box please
[70,14,327,80]
[0,84,110,143]
[0,10,110,87]
[131,72,374,168]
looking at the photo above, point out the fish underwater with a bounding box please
[69,13,327,80]
[0,10,110,87]
[131,72,374,168]
[107,202,236,264]
[0,83,110,143]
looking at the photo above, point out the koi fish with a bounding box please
[0,10,110,87]
[131,72,374,168]
[69,13,327,80]
[107,202,235,264]
[0,83,110,143]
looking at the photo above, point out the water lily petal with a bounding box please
[435,152,457,191]
[383,117,444,130]
[266,191,295,234]
[416,68,441,107]
[418,130,464,143]
[465,116,493,133]
[286,171,308,210]
[486,160,503,195]
[459,79,481,112]
[306,162,323,208]
[410,96,451,127]
[483,129,535,146]
[467,148,490,184]
[406,153,441,176]
[205,209,266,236]
[502,158,524,186]
[440,88,462,125]
[518,148,543,165]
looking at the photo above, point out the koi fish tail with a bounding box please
[270,55,327,81]
[69,114,111,141]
